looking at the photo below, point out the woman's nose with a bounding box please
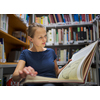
[43,37,46,42]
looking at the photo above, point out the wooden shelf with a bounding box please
[7,14,27,32]
[0,30,29,48]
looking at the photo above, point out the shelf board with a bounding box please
[46,22,93,28]
[0,62,17,68]
[46,43,90,47]
[0,30,29,47]
[7,14,27,32]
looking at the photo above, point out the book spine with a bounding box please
[55,14,59,22]
[83,27,87,40]
[50,14,55,23]
[61,28,64,43]
[58,29,61,43]
[64,49,67,62]
[67,14,71,24]
[73,31,76,41]
[64,29,67,44]
[62,14,66,23]
[0,38,6,63]
[89,14,92,22]
[64,14,68,23]
[45,16,48,25]
[57,14,62,22]
[41,16,43,24]
[77,27,81,40]
[69,14,73,24]
[48,15,52,23]
[81,27,84,40]
[79,14,82,23]
[48,30,53,45]
[56,29,59,44]
[53,14,57,23]
[0,43,3,62]
[86,28,89,41]
[68,27,71,42]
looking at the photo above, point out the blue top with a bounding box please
[19,48,57,78]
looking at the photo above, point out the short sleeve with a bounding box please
[19,50,26,62]
[52,49,57,60]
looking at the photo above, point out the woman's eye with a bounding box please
[39,37,42,39]
[45,35,47,37]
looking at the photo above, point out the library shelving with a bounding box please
[0,14,30,85]
[30,14,100,85]
[0,14,99,86]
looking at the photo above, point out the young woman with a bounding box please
[12,23,72,86]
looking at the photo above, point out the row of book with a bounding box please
[0,38,6,63]
[7,47,25,62]
[12,31,26,42]
[46,26,93,45]
[33,14,97,25]
[0,14,9,33]
[15,14,29,27]
[54,48,80,63]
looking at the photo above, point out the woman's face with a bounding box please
[32,27,47,47]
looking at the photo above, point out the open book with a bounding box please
[20,41,98,85]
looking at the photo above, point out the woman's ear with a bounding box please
[28,36,33,42]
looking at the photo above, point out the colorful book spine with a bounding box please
[77,27,81,40]
[83,27,87,40]
[53,14,57,23]
[79,14,82,22]
[89,14,92,22]
[64,14,68,23]
[57,14,62,22]
[55,14,59,22]
[73,31,76,41]
[62,14,66,23]
[50,14,55,23]
[81,27,84,40]
[0,38,6,63]
[48,14,52,23]
[58,29,61,43]
[86,28,89,41]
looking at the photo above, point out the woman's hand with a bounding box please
[19,66,38,78]
[67,59,72,64]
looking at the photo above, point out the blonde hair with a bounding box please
[27,23,44,38]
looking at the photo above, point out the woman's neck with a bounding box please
[29,46,46,52]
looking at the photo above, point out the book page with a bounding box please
[58,56,84,80]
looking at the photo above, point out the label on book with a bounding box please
[77,27,80,32]
[84,27,86,32]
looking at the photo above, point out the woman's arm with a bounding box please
[12,60,26,82]
[54,59,72,77]
[12,60,38,82]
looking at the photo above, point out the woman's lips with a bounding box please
[42,43,45,44]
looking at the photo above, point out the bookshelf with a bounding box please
[0,14,99,86]
[92,17,100,85]
[31,14,99,85]
[0,14,30,85]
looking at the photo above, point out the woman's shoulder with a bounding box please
[46,48,53,51]
[46,48,55,52]
[21,49,29,53]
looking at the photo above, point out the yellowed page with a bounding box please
[58,57,84,80]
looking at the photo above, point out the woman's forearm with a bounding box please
[12,72,22,82]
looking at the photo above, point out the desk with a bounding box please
[0,63,17,85]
